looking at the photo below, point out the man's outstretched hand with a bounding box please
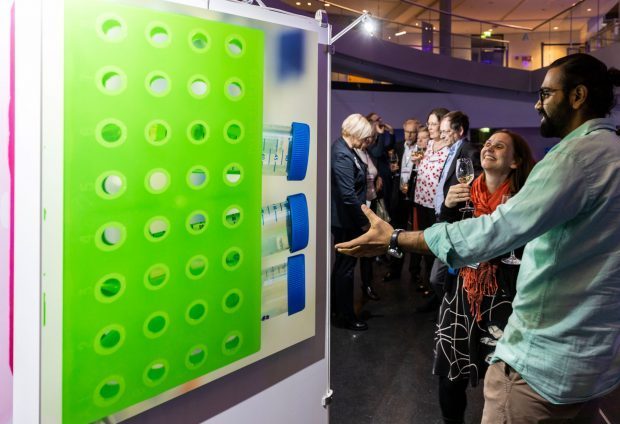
[335,205,394,257]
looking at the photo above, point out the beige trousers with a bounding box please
[481,361,602,424]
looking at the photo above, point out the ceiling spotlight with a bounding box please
[587,8,591,11]
[296,1,301,4]
[395,30,407,36]
[363,17,375,36]
[362,9,368,13]
[553,26,559,30]
[307,2,311,5]
[415,23,419,26]
[325,2,330,6]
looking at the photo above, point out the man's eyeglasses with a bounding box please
[404,131,417,135]
[538,88,562,103]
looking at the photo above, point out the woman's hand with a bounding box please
[445,183,471,208]
[375,176,383,193]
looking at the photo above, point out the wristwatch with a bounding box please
[387,229,404,259]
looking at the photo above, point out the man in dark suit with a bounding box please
[384,118,420,282]
[419,110,482,312]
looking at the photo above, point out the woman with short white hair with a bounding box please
[331,113,373,331]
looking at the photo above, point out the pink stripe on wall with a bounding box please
[8,0,14,373]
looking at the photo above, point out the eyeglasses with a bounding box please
[404,130,417,135]
[426,122,439,127]
[439,129,454,136]
[538,87,562,103]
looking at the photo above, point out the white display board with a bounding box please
[13,0,331,423]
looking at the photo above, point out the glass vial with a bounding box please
[261,255,306,321]
[261,193,309,257]
[262,122,310,180]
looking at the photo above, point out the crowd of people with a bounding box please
[331,53,620,423]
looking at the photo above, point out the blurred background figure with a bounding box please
[355,135,383,301]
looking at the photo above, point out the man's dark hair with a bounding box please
[443,110,469,136]
[549,53,620,117]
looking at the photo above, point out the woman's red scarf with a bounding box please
[459,175,512,322]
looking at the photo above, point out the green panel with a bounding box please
[63,1,263,422]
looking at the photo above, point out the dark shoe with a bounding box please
[363,285,380,301]
[415,295,440,313]
[383,271,400,282]
[345,319,368,331]
[422,289,435,298]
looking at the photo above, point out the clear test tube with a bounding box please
[261,255,306,321]
[262,122,310,180]
[261,193,309,257]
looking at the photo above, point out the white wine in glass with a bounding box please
[455,158,475,212]
[501,194,521,265]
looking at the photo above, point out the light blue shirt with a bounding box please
[425,119,620,404]
[434,139,463,214]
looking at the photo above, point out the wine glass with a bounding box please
[455,158,475,212]
[501,194,521,265]
[388,150,399,174]
[400,174,410,200]
[411,145,425,170]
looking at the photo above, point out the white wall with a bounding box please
[0,1,12,423]
[204,360,329,424]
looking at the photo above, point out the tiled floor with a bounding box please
[329,256,620,424]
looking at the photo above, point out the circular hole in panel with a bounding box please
[102,175,123,195]
[187,166,208,189]
[97,15,127,42]
[187,121,209,144]
[95,171,127,200]
[146,72,171,96]
[186,345,207,369]
[94,324,125,355]
[96,119,127,147]
[223,163,243,186]
[223,206,242,228]
[221,331,243,355]
[95,273,126,303]
[222,289,243,313]
[145,120,171,145]
[94,376,125,406]
[226,35,245,57]
[144,312,169,338]
[143,359,169,386]
[222,247,243,271]
[96,222,126,251]
[186,255,208,280]
[144,264,169,290]
[186,300,207,324]
[145,169,171,194]
[186,211,208,235]
[225,78,244,101]
[146,23,171,47]
[188,76,209,98]
[97,67,127,95]
[223,120,244,144]
[145,217,170,242]
[190,30,210,52]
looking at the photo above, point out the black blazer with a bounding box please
[393,139,416,199]
[437,139,482,222]
[331,137,368,230]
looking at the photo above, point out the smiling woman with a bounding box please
[433,129,535,423]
